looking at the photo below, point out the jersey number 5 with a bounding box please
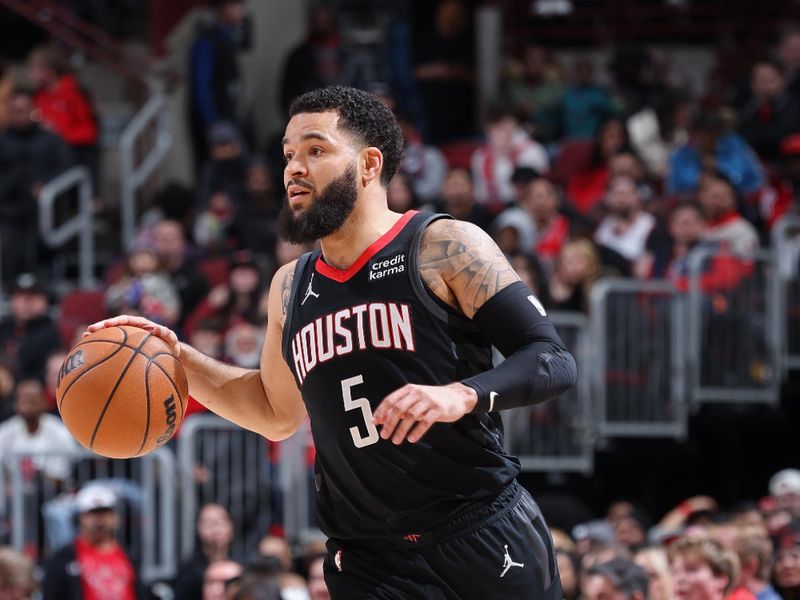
[341,375,380,448]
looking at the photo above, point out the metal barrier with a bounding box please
[176,414,279,562]
[1,448,176,584]
[38,166,95,288]
[503,311,594,473]
[119,83,172,250]
[772,216,800,374]
[687,247,782,404]
[590,278,687,438]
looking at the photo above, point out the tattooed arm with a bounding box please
[416,219,520,317]
[374,218,575,443]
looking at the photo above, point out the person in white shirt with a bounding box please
[471,107,550,209]
[0,378,77,481]
[594,174,656,263]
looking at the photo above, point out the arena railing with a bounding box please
[119,81,173,251]
[589,278,688,439]
[176,414,285,562]
[0,447,176,584]
[686,247,782,405]
[772,215,800,375]
[39,166,95,289]
[502,311,594,473]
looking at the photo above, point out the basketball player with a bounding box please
[89,86,576,599]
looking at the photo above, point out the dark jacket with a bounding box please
[41,541,147,600]
[0,314,62,380]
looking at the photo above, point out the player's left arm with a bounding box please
[373,219,577,444]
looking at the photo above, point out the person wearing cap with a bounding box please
[584,558,649,600]
[769,468,800,518]
[0,273,62,381]
[41,484,145,600]
[188,0,248,170]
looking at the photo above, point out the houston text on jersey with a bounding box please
[290,302,416,384]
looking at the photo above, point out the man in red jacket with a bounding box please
[27,44,98,181]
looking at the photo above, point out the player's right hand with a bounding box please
[85,315,181,358]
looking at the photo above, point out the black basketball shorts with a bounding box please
[322,481,563,599]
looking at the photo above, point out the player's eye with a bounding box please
[283,152,293,163]
[310,147,324,156]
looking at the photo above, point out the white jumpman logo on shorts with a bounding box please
[500,544,524,577]
[302,273,320,305]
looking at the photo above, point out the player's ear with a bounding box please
[360,147,383,186]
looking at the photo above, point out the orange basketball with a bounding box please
[56,325,188,459]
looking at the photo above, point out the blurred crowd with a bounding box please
[0,0,798,598]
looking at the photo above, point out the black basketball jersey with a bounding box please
[282,210,520,540]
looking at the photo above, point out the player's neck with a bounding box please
[319,201,404,271]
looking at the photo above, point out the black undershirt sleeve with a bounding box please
[460,281,577,412]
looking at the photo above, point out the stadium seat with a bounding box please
[58,289,108,347]
[198,257,231,288]
[551,139,594,186]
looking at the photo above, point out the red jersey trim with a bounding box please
[315,211,418,282]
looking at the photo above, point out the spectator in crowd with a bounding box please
[583,558,649,600]
[635,547,675,600]
[188,318,226,363]
[594,174,656,265]
[493,174,569,276]
[189,0,248,170]
[0,546,37,599]
[560,58,615,140]
[258,536,293,573]
[667,111,765,197]
[566,117,629,218]
[386,172,420,214]
[306,552,330,600]
[234,156,282,259]
[0,90,72,279]
[152,219,210,326]
[769,469,800,518]
[194,189,238,254]
[509,252,549,302]
[471,107,549,210]
[608,149,657,213]
[396,112,447,203]
[738,59,800,163]
[199,121,249,209]
[42,484,145,600]
[0,378,75,483]
[499,44,565,143]
[202,559,243,600]
[413,0,475,143]
[669,536,738,600]
[778,24,800,101]
[698,169,760,255]
[774,534,800,600]
[0,274,62,380]
[735,529,782,600]
[27,43,98,179]
[557,550,580,600]
[175,503,235,600]
[185,251,266,338]
[280,4,342,116]
[105,243,182,328]
[224,322,264,369]
[636,200,707,281]
[435,167,493,231]
[547,238,601,313]
[0,360,16,423]
[612,509,650,552]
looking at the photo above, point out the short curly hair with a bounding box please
[289,86,404,187]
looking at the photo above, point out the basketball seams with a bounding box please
[58,343,130,412]
[89,333,154,450]
[135,363,153,457]
[147,352,187,424]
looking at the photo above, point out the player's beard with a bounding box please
[279,163,358,244]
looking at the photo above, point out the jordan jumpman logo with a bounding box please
[500,544,524,577]
[302,273,320,305]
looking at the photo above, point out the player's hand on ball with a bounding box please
[373,383,478,445]
[85,315,180,358]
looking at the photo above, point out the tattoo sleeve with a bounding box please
[417,220,520,318]
[279,268,294,327]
